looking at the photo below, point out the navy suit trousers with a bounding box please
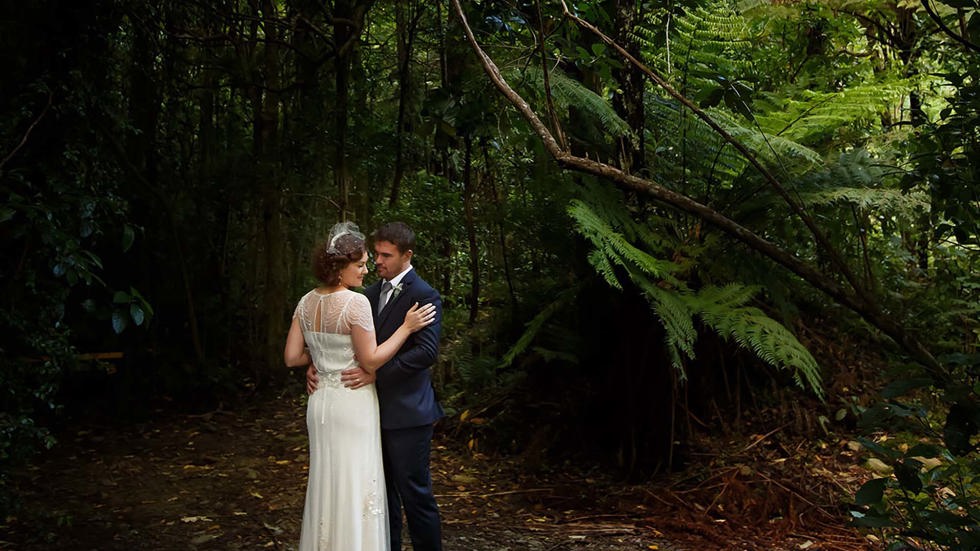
[382,424,442,551]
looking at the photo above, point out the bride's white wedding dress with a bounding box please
[294,289,389,551]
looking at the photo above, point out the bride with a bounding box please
[283,222,435,551]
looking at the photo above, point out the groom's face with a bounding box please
[373,240,412,281]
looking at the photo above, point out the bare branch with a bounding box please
[534,0,567,151]
[447,0,945,378]
[0,92,52,173]
[922,0,980,54]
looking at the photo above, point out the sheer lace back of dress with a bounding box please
[293,290,374,335]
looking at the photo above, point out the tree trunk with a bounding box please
[482,139,519,313]
[334,1,353,219]
[611,0,645,173]
[331,0,375,220]
[256,0,285,375]
[159,5,207,367]
[389,0,422,207]
[462,134,480,324]
[291,0,333,222]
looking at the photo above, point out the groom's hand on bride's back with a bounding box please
[341,366,375,389]
[306,364,318,395]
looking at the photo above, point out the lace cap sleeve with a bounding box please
[344,293,375,332]
[293,294,305,321]
[291,292,313,332]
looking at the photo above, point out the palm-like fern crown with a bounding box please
[665,2,757,91]
[498,1,942,396]
[567,191,824,398]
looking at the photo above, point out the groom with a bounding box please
[307,221,444,551]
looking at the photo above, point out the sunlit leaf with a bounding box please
[111,311,127,334]
[130,304,145,326]
[122,225,135,252]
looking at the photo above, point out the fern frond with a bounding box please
[693,282,760,311]
[645,96,753,183]
[693,285,824,397]
[645,96,822,185]
[509,65,634,139]
[629,18,667,51]
[753,83,912,144]
[803,187,929,213]
[499,285,579,369]
[588,249,622,290]
[709,108,824,170]
[667,2,758,88]
[569,193,823,397]
[735,0,801,18]
[635,275,698,375]
[568,200,680,282]
[796,150,929,218]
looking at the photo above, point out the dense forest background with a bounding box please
[2,0,978,547]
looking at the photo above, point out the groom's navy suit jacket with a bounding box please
[364,268,444,430]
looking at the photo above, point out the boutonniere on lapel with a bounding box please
[390,283,404,301]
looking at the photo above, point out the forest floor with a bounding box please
[3,386,880,551]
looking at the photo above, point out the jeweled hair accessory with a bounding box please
[324,221,365,256]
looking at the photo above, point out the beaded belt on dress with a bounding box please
[316,370,345,389]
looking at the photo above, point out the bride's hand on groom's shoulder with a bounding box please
[403,302,436,332]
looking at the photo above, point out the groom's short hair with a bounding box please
[372,222,416,253]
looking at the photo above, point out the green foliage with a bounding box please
[644,96,747,183]
[644,95,825,188]
[847,39,980,537]
[902,68,980,245]
[110,288,154,334]
[0,130,126,513]
[847,36,980,538]
[752,82,913,146]
[568,197,823,396]
[851,354,980,548]
[696,284,822,394]
[513,65,634,141]
[850,227,980,548]
[0,0,976,532]
[498,286,581,370]
[797,150,913,205]
[569,200,682,284]
[658,1,757,91]
[833,9,980,543]
[0,0,153,515]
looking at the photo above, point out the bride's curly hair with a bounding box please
[312,223,366,286]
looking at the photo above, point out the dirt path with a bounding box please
[3,389,872,550]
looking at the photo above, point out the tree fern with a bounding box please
[740,149,930,221]
[634,0,915,175]
[644,95,823,188]
[707,106,824,171]
[588,249,623,290]
[568,197,823,396]
[644,96,752,185]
